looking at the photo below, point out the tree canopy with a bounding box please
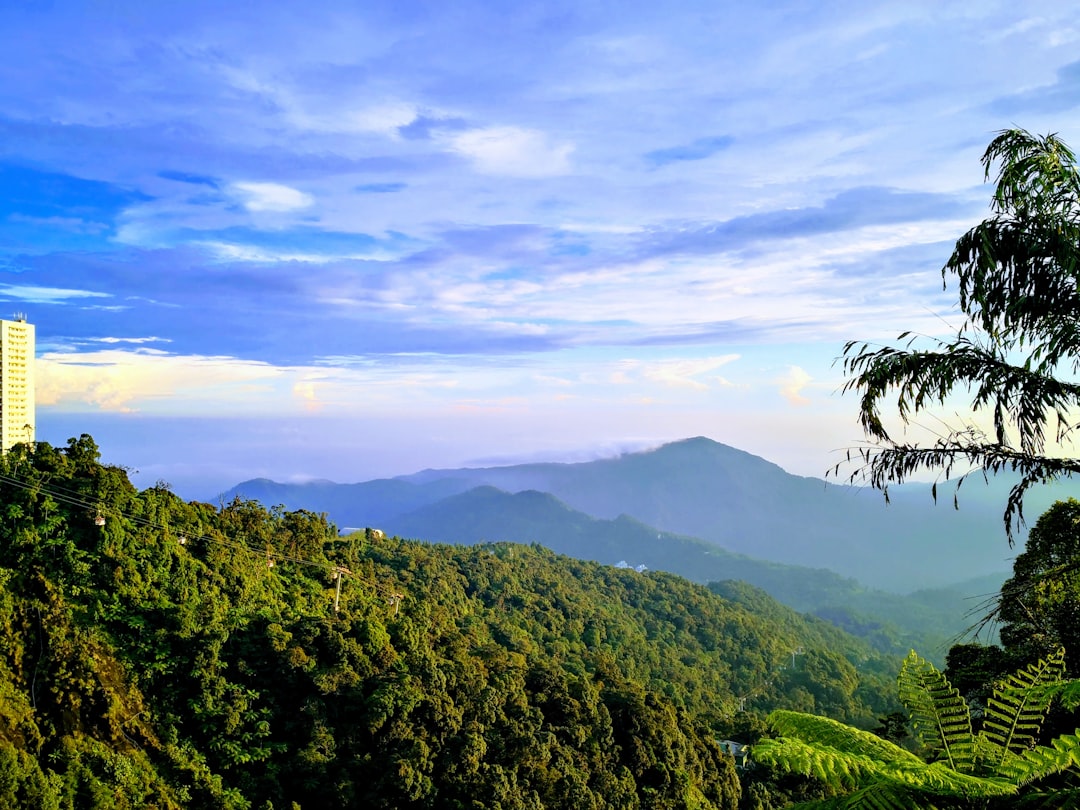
[0,435,901,809]
[996,499,1080,671]
[841,129,1080,539]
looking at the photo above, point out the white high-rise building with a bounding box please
[0,318,34,452]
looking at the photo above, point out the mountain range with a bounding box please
[222,436,1075,591]
[214,437,1080,656]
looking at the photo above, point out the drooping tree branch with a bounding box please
[841,129,1080,542]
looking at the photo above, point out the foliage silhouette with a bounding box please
[840,129,1080,540]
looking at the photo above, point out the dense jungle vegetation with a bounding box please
[0,435,905,809]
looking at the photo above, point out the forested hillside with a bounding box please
[383,484,1003,659]
[0,436,901,808]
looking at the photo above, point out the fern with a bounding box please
[982,646,1066,766]
[897,651,974,773]
[786,782,924,810]
[756,649,1080,809]
[903,761,1014,798]
[1022,678,1080,711]
[767,710,923,766]
[1012,785,1080,809]
[825,782,924,810]
[758,712,1017,805]
[1004,732,1080,786]
[752,735,884,789]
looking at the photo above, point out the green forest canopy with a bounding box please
[0,435,901,809]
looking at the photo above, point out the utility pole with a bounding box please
[332,567,352,613]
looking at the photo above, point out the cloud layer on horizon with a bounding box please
[5,1,1080,487]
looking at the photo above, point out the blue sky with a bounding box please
[5,1,1080,498]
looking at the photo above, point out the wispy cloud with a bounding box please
[639,355,741,389]
[231,181,314,212]
[158,170,220,188]
[355,182,407,194]
[0,285,111,304]
[444,126,574,176]
[987,59,1080,115]
[90,336,170,345]
[38,349,285,413]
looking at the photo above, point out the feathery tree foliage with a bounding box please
[840,129,1080,539]
[753,648,1080,809]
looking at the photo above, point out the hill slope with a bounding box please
[386,484,1004,658]
[0,435,900,809]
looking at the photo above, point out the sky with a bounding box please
[5,1,1080,499]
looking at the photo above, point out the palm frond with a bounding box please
[839,441,1080,542]
[836,128,1080,541]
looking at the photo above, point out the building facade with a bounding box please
[0,318,34,452]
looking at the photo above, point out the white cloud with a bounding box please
[232,182,314,212]
[292,378,322,412]
[284,99,420,136]
[217,65,420,136]
[37,349,284,413]
[92,336,171,345]
[0,285,110,304]
[559,223,643,234]
[328,102,419,135]
[778,365,813,405]
[609,355,741,390]
[200,241,406,264]
[640,356,741,389]
[445,126,574,177]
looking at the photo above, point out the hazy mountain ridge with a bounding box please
[381,483,1003,658]
[221,437,1046,590]
[217,437,1077,658]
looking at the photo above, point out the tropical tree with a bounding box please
[753,647,1080,809]
[840,129,1080,539]
[994,498,1080,674]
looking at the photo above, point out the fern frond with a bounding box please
[903,761,1015,798]
[1023,677,1080,710]
[755,733,1018,803]
[897,650,974,773]
[800,781,929,810]
[1004,731,1080,786]
[767,710,923,765]
[1012,785,1080,809]
[982,646,1066,766]
[752,736,883,790]
[785,787,954,810]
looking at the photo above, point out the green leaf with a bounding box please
[981,646,1065,766]
[897,651,974,773]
